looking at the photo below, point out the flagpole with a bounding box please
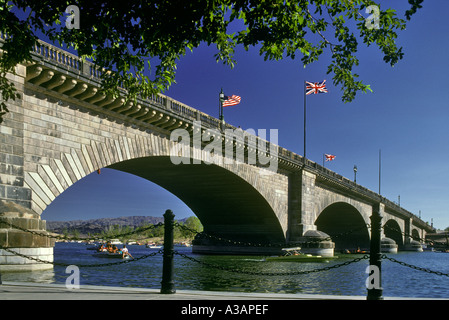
[379,149,382,195]
[304,80,307,161]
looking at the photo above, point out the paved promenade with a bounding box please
[0,281,442,300]
[0,281,367,300]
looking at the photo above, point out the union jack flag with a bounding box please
[222,94,242,107]
[306,80,328,95]
[325,154,336,161]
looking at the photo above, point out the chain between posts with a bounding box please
[381,254,449,277]
[175,222,370,247]
[174,250,370,276]
[0,217,164,242]
[2,217,449,282]
[0,244,162,268]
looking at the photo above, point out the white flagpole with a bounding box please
[379,149,382,195]
[304,81,307,161]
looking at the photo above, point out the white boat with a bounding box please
[265,247,337,262]
[146,243,162,249]
[109,239,122,245]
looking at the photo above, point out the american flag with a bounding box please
[306,80,328,95]
[325,154,336,161]
[222,95,241,107]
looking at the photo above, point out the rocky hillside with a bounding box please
[46,216,166,236]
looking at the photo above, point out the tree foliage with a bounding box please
[0,0,423,123]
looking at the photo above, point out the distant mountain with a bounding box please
[46,216,169,236]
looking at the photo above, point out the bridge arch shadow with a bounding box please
[108,156,286,245]
[315,202,370,251]
[384,219,404,249]
[411,229,421,241]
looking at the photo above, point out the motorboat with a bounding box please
[146,242,162,249]
[265,247,337,262]
[92,251,130,259]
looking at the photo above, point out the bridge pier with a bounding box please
[287,170,336,256]
[0,66,55,271]
[287,170,318,241]
[403,218,423,252]
[0,200,54,271]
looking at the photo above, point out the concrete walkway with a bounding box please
[1,281,443,300]
[0,281,369,300]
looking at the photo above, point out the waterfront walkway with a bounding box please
[0,281,440,300]
[0,281,364,300]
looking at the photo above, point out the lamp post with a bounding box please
[353,165,357,183]
[219,89,225,122]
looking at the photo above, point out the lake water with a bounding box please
[2,242,449,299]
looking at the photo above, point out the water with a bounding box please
[2,242,449,299]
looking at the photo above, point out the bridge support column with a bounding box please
[287,170,335,256]
[287,170,317,243]
[0,201,54,271]
[403,218,423,251]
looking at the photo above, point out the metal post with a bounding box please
[303,81,307,160]
[367,203,383,300]
[160,209,176,294]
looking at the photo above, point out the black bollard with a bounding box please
[367,203,383,300]
[160,209,176,294]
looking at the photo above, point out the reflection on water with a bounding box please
[2,268,56,284]
[2,242,449,298]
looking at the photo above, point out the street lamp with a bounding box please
[353,165,357,183]
[219,89,225,122]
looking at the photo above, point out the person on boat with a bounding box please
[106,241,113,253]
[121,245,133,259]
[111,245,119,253]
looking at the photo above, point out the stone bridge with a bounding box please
[0,38,434,269]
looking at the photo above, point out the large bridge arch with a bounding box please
[315,202,370,251]
[108,156,286,243]
[24,124,289,245]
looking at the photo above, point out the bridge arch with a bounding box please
[108,156,286,243]
[383,219,404,248]
[25,128,288,245]
[315,202,370,251]
[411,228,421,241]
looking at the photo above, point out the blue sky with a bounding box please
[42,1,449,229]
